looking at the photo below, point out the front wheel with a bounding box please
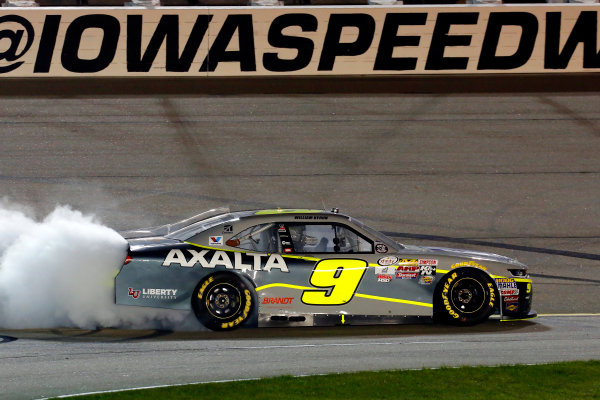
[435,268,497,325]
[192,273,254,331]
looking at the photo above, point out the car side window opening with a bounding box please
[226,223,279,253]
[287,223,373,253]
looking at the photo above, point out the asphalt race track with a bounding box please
[0,316,598,400]
[1,92,599,398]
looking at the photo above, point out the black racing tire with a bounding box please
[434,268,497,326]
[192,273,255,331]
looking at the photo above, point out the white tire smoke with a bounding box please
[0,201,192,330]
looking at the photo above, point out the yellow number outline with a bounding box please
[301,259,368,306]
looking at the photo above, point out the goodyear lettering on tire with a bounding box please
[221,289,252,330]
[488,282,495,307]
[197,276,214,300]
[442,272,459,319]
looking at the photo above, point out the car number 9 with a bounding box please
[301,259,367,305]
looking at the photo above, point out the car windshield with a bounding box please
[166,208,236,240]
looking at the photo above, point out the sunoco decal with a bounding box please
[0,6,598,77]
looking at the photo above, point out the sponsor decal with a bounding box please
[283,248,293,253]
[396,271,419,279]
[496,277,517,287]
[503,295,519,302]
[396,265,419,273]
[419,264,436,276]
[395,259,419,278]
[209,236,223,246]
[223,225,233,233]
[163,249,289,272]
[278,224,286,232]
[375,243,388,253]
[506,303,519,312]
[128,287,140,299]
[451,260,487,270]
[377,274,393,283]
[262,297,294,305]
[378,256,399,266]
[142,288,178,299]
[129,287,178,299]
[374,265,395,275]
[419,275,434,285]
[398,259,418,265]
[496,277,516,283]
[496,277,519,296]
[418,259,437,276]
[500,288,520,296]
[294,215,328,220]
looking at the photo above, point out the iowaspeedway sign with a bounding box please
[0,5,599,77]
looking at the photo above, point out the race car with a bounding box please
[116,208,535,331]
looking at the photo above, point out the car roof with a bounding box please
[230,208,349,221]
[165,208,352,239]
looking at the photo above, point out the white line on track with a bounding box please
[37,340,460,399]
[42,378,263,399]
[37,313,600,399]
[226,340,460,350]
[538,313,600,317]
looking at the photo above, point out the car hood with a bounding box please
[400,244,526,267]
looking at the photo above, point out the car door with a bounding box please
[283,222,435,319]
[281,222,375,314]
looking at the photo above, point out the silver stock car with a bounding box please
[116,208,535,331]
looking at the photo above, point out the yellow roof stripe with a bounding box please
[281,254,321,262]
[185,242,246,253]
[185,242,322,261]
[254,209,323,215]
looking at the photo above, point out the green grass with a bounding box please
[72,361,600,400]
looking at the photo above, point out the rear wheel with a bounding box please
[192,273,254,331]
[435,268,497,325]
